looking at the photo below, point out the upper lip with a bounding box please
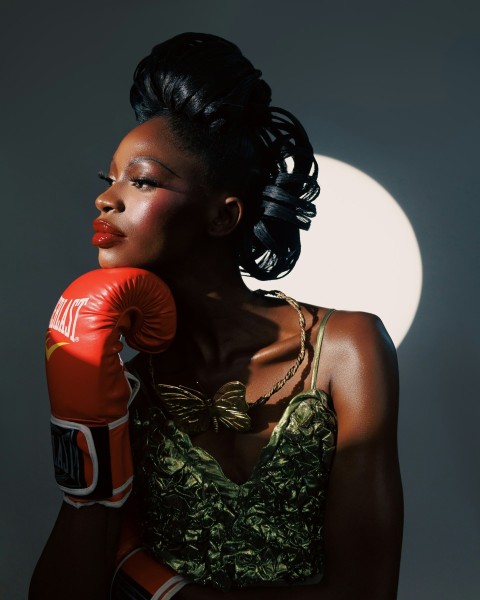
[92,219,125,236]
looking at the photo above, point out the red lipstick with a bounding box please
[92,219,125,248]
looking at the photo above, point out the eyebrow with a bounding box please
[129,156,181,178]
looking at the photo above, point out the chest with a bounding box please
[145,355,329,484]
[188,401,291,484]
[134,309,332,484]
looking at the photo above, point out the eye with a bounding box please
[129,177,162,190]
[98,171,114,186]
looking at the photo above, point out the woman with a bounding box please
[30,33,402,599]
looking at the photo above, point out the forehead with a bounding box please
[114,117,205,181]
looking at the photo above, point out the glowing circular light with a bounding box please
[245,155,422,347]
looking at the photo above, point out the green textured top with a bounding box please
[130,308,337,591]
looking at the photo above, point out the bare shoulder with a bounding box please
[319,309,397,377]
[322,308,395,352]
[315,309,399,445]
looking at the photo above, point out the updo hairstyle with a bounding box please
[130,32,319,280]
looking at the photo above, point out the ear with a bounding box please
[207,196,243,237]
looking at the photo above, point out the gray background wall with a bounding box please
[1,1,479,598]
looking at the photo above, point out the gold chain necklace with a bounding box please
[149,290,306,434]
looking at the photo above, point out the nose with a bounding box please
[95,186,125,213]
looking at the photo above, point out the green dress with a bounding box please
[129,309,337,591]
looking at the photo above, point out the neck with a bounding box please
[153,251,282,367]
[171,268,252,306]
[158,241,261,317]
[171,274,260,336]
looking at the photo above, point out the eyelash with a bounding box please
[129,176,162,190]
[97,171,161,190]
[98,171,113,186]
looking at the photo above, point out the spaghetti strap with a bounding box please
[310,309,336,390]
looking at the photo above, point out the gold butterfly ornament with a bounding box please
[157,381,252,434]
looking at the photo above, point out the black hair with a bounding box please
[130,32,319,280]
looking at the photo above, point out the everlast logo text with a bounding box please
[49,296,89,342]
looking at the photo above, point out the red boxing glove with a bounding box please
[111,549,188,599]
[45,268,176,508]
[111,506,188,599]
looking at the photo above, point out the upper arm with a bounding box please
[29,501,123,600]
[321,311,403,599]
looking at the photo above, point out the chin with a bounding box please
[97,256,122,269]
[97,255,134,270]
[96,248,131,269]
[97,252,158,273]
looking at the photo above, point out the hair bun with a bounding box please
[132,32,272,132]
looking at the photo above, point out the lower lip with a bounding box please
[91,233,124,248]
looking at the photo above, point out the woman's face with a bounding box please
[93,117,214,272]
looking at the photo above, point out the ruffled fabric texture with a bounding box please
[131,389,337,591]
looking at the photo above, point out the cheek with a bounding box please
[132,202,166,242]
[135,195,192,233]
[129,197,207,263]
[127,202,172,262]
